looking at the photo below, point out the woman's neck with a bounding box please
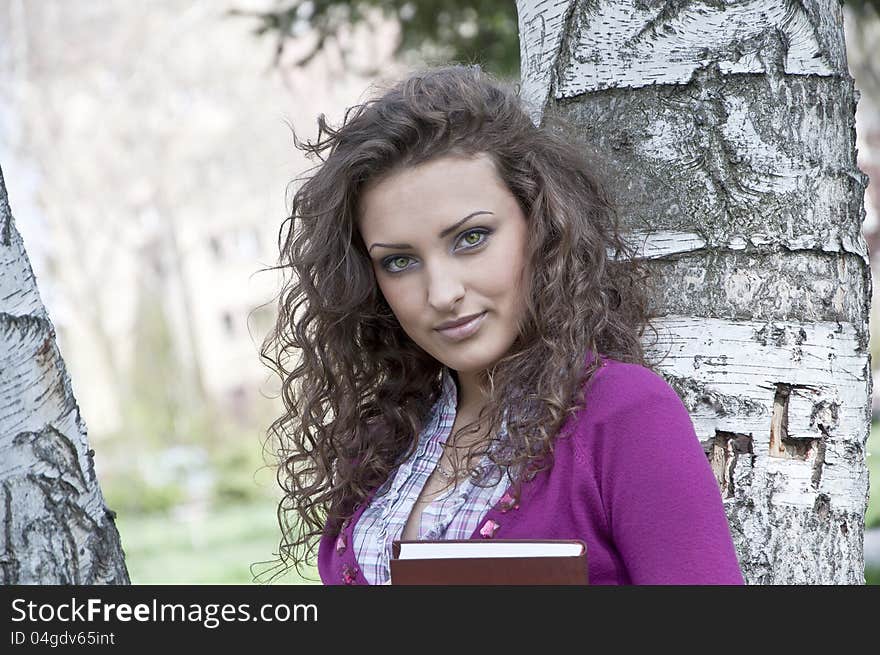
[450,367,487,417]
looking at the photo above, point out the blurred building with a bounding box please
[0,0,401,438]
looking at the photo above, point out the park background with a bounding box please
[0,0,878,584]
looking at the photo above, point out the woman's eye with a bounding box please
[381,229,491,274]
[456,228,490,249]
[383,255,413,273]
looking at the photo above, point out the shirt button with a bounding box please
[479,519,500,538]
[342,564,359,585]
[499,492,519,512]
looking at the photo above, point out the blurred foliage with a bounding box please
[233,0,880,81]
[101,409,274,517]
[867,421,880,530]
[229,0,520,77]
[126,285,179,445]
[116,500,315,584]
[848,0,880,15]
[211,436,276,505]
[106,475,187,516]
[124,281,215,449]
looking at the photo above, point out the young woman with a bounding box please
[261,65,744,585]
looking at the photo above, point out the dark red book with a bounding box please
[390,539,588,585]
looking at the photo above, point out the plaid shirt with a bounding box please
[352,367,511,585]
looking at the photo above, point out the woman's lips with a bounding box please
[435,311,487,341]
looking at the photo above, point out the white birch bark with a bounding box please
[0,165,128,583]
[518,0,871,584]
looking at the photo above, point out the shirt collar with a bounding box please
[414,367,458,451]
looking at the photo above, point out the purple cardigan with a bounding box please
[318,353,745,585]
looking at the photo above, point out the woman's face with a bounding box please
[357,153,531,376]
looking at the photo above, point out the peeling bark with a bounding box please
[0,165,128,583]
[519,0,871,583]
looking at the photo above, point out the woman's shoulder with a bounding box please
[570,354,700,457]
[588,354,682,412]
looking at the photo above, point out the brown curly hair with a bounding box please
[259,64,659,582]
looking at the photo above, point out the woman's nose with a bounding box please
[426,265,465,312]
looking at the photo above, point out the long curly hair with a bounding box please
[259,64,659,581]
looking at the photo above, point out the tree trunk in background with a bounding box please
[518,0,871,584]
[0,164,129,583]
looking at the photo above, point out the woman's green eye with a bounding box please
[458,229,490,249]
[389,256,410,271]
[382,229,490,273]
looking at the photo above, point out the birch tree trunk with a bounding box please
[0,165,129,583]
[518,0,872,584]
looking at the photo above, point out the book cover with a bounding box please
[390,539,589,585]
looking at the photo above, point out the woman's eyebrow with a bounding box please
[368,210,494,253]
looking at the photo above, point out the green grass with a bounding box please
[867,421,880,530]
[115,499,319,585]
[866,423,879,586]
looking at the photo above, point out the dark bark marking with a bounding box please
[813,492,831,520]
[810,398,839,432]
[551,0,584,101]
[811,431,827,489]
[14,425,88,493]
[683,65,771,237]
[769,382,790,457]
[711,430,754,498]
[0,164,12,247]
[6,425,129,583]
[769,382,824,461]
[666,374,767,418]
[629,0,697,46]
[0,312,53,337]
[754,323,794,347]
[1,482,20,584]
